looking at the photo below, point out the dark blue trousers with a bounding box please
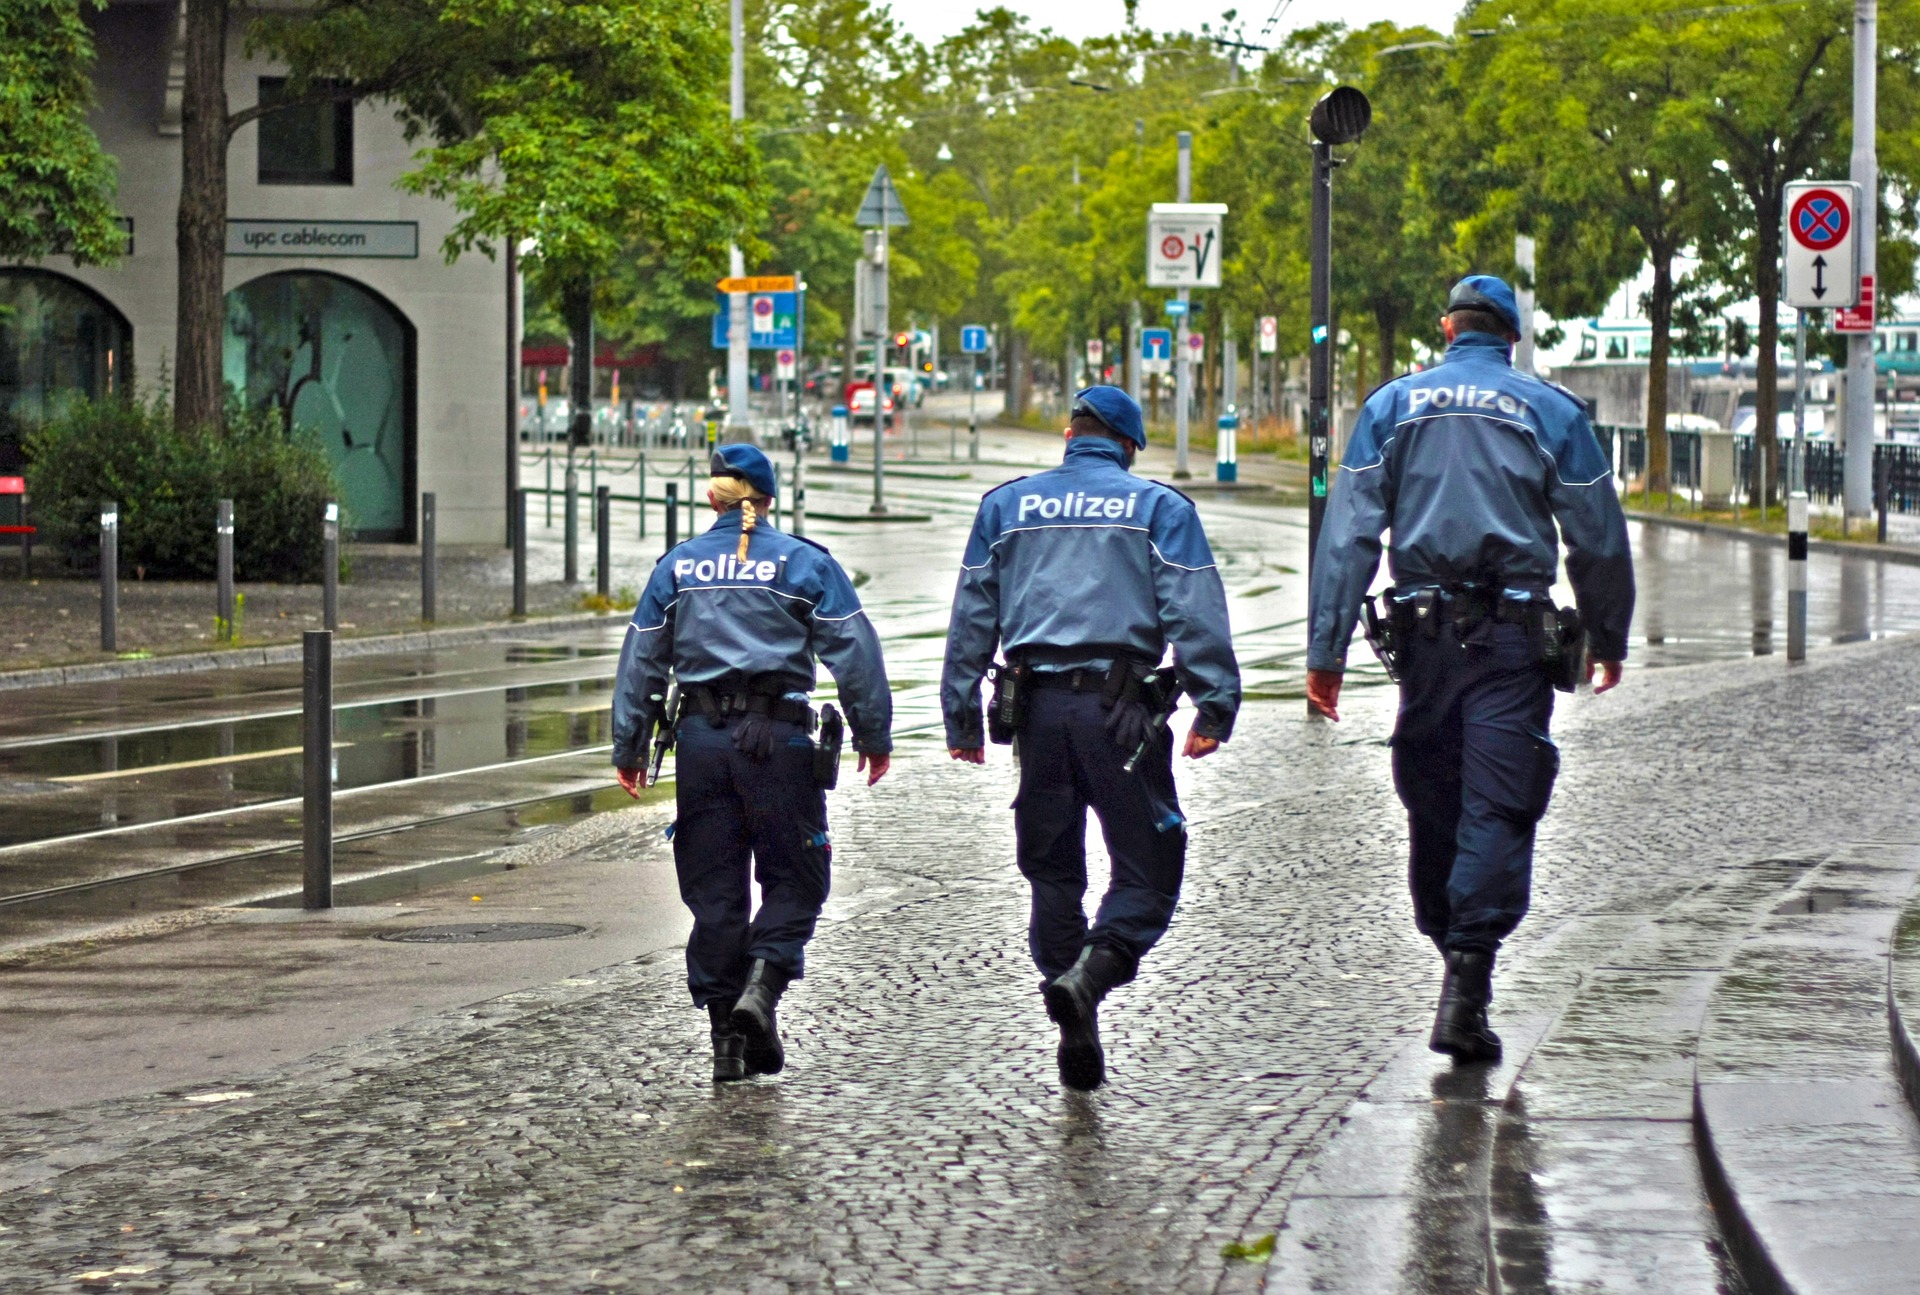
[1014,688,1187,981]
[671,715,830,1007]
[1391,620,1559,956]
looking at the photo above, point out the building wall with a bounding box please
[24,1,509,546]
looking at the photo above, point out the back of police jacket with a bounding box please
[611,509,893,767]
[941,436,1241,747]
[1305,332,1635,672]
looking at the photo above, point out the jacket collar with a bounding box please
[1443,332,1514,364]
[703,507,779,534]
[1062,436,1133,470]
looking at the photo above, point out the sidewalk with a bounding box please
[4,625,1918,1291]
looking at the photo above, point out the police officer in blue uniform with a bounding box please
[612,444,893,1082]
[943,386,1240,1091]
[1306,276,1634,1063]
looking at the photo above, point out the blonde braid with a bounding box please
[708,475,767,561]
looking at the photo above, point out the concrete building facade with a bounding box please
[1,0,511,544]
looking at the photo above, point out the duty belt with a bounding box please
[1025,668,1111,694]
[684,684,815,729]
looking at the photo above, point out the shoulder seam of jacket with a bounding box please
[1149,541,1216,572]
[1339,433,1397,473]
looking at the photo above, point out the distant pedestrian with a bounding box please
[612,445,893,1082]
[1306,276,1635,1062]
[942,386,1241,1091]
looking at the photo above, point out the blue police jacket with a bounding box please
[942,436,1241,745]
[1306,332,1635,671]
[611,509,893,765]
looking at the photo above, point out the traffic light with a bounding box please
[893,331,911,349]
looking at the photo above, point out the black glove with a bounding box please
[1104,698,1154,756]
[731,713,778,761]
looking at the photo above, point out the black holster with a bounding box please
[1539,604,1587,694]
[987,659,1029,745]
[814,704,844,788]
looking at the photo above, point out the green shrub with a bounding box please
[24,394,342,580]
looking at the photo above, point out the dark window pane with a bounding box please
[257,78,352,186]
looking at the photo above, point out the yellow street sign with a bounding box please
[716,275,797,293]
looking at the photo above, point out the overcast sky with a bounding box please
[888,0,1452,49]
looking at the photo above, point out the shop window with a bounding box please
[0,270,131,472]
[257,78,353,186]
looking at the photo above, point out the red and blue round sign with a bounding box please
[1789,189,1850,251]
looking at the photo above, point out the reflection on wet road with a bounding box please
[6,453,1920,945]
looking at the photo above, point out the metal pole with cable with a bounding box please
[1843,0,1878,518]
[1174,131,1193,479]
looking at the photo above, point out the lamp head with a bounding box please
[1310,86,1372,145]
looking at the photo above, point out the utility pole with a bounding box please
[1174,131,1193,478]
[1843,0,1878,517]
[725,0,752,443]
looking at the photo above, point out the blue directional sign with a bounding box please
[1141,328,1173,361]
[711,291,801,350]
[960,325,990,354]
[1164,299,1189,318]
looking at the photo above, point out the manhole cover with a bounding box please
[377,922,585,944]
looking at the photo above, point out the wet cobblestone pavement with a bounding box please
[4,625,1920,1293]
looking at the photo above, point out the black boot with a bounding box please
[708,1001,747,1083]
[1429,950,1503,1063]
[1042,943,1134,1091]
[730,959,790,1076]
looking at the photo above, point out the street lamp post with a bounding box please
[1305,88,1371,597]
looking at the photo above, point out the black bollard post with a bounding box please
[638,455,648,540]
[302,629,334,910]
[1878,453,1891,545]
[595,485,611,598]
[322,501,339,631]
[216,498,234,641]
[420,491,437,623]
[512,487,528,617]
[664,482,679,554]
[100,500,118,652]
[563,467,579,584]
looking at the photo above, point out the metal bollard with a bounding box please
[1878,453,1891,545]
[216,498,235,641]
[99,500,118,652]
[685,455,697,535]
[512,488,528,617]
[302,629,334,910]
[563,468,579,584]
[595,485,611,598]
[638,454,648,539]
[1787,491,1808,662]
[545,448,554,527]
[322,501,339,631]
[792,450,807,538]
[1216,411,1239,483]
[664,482,679,553]
[420,491,437,623]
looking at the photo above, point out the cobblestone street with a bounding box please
[4,624,1919,1292]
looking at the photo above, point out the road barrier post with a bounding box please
[665,482,679,553]
[100,501,118,652]
[322,501,339,631]
[216,498,235,642]
[512,488,528,617]
[563,467,579,584]
[421,491,437,624]
[302,629,334,910]
[596,485,611,598]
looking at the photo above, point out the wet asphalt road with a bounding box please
[4,431,1920,952]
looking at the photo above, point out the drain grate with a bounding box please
[378,922,586,944]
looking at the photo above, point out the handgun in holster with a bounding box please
[814,703,845,788]
[986,659,1029,745]
[1121,670,1183,776]
[646,676,681,786]
[1538,603,1587,694]
[1362,595,1403,683]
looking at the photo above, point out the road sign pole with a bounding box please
[872,225,888,515]
[1844,0,1878,518]
[1789,309,1808,662]
[1174,131,1193,479]
[725,0,751,443]
[970,356,980,461]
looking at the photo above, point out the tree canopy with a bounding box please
[0,0,121,266]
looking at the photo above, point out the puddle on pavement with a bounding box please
[1772,888,1857,916]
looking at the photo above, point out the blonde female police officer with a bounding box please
[943,386,1240,1091]
[613,443,893,1082]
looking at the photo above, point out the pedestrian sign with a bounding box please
[1258,315,1278,355]
[960,325,989,354]
[1783,181,1859,309]
[712,290,800,349]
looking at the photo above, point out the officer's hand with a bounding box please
[1306,668,1343,722]
[858,751,890,785]
[1588,659,1624,694]
[615,766,643,798]
[1183,732,1220,759]
[949,747,986,765]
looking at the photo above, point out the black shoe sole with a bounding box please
[1428,1028,1503,1064]
[1043,982,1105,1090]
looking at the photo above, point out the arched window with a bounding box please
[0,270,132,472]
[225,271,416,541]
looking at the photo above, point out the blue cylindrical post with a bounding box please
[1216,411,1239,484]
[831,406,851,463]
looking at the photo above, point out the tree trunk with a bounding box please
[1377,312,1397,389]
[1646,253,1674,496]
[1007,331,1029,421]
[174,0,229,434]
[1752,213,1782,508]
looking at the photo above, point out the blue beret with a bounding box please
[711,444,777,499]
[1446,275,1522,335]
[1071,385,1146,450]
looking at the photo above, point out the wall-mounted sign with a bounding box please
[227,219,419,259]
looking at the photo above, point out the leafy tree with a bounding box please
[0,0,121,265]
